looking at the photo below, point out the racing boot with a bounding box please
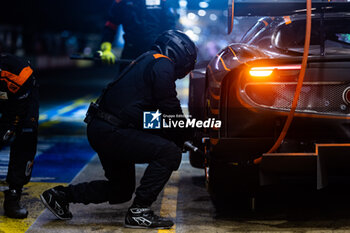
[125,207,174,229]
[3,189,28,219]
[40,185,72,220]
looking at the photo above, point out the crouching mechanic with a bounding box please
[0,54,39,218]
[40,30,197,229]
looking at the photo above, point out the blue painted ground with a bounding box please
[0,137,95,183]
[31,137,95,183]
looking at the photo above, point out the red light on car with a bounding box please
[343,87,350,105]
[249,65,301,78]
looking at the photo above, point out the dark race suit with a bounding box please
[0,54,39,190]
[67,51,189,207]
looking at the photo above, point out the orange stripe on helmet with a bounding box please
[1,66,33,93]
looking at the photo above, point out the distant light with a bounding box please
[198,9,206,17]
[187,13,198,21]
[179,16,195,27]
[199,1,209,8]
[185,30,199,42]
[193,26,201,34]
[83,47,92,55]
[209,14,218,21]
[179,0,188,8]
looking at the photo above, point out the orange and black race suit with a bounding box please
[0,54,39,190]
[102,0,178,60]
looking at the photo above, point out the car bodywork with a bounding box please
[189,2,350,196]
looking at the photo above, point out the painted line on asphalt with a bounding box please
[158,171,180,233]
[39,95,96,127]
[0,142,55,181]
[0,182,67,233]
[25,154,98,232]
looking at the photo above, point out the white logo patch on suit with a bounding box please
[0,91,8,100]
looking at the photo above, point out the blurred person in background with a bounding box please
[99,0,178,70]
[0,54,39,219]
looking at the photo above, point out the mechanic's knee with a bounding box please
[157,142,182,171]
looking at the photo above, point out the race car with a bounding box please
[188,2,350,201]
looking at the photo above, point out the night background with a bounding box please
[0,0,231,64]
[0,0,245,121]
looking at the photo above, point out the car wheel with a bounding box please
[189,150,205,169]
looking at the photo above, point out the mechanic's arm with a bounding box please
[151,58,192,146]
[100,1,123,64]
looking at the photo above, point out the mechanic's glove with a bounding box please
[99,42,116,65]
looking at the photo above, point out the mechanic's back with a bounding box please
[101,51,181,129]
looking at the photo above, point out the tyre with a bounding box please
[189,150,205,168]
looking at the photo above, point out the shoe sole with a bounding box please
[40,194,72,220]
[124,224,172,229]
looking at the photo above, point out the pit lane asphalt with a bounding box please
[27,153,350,233]
[3,65,350,232]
